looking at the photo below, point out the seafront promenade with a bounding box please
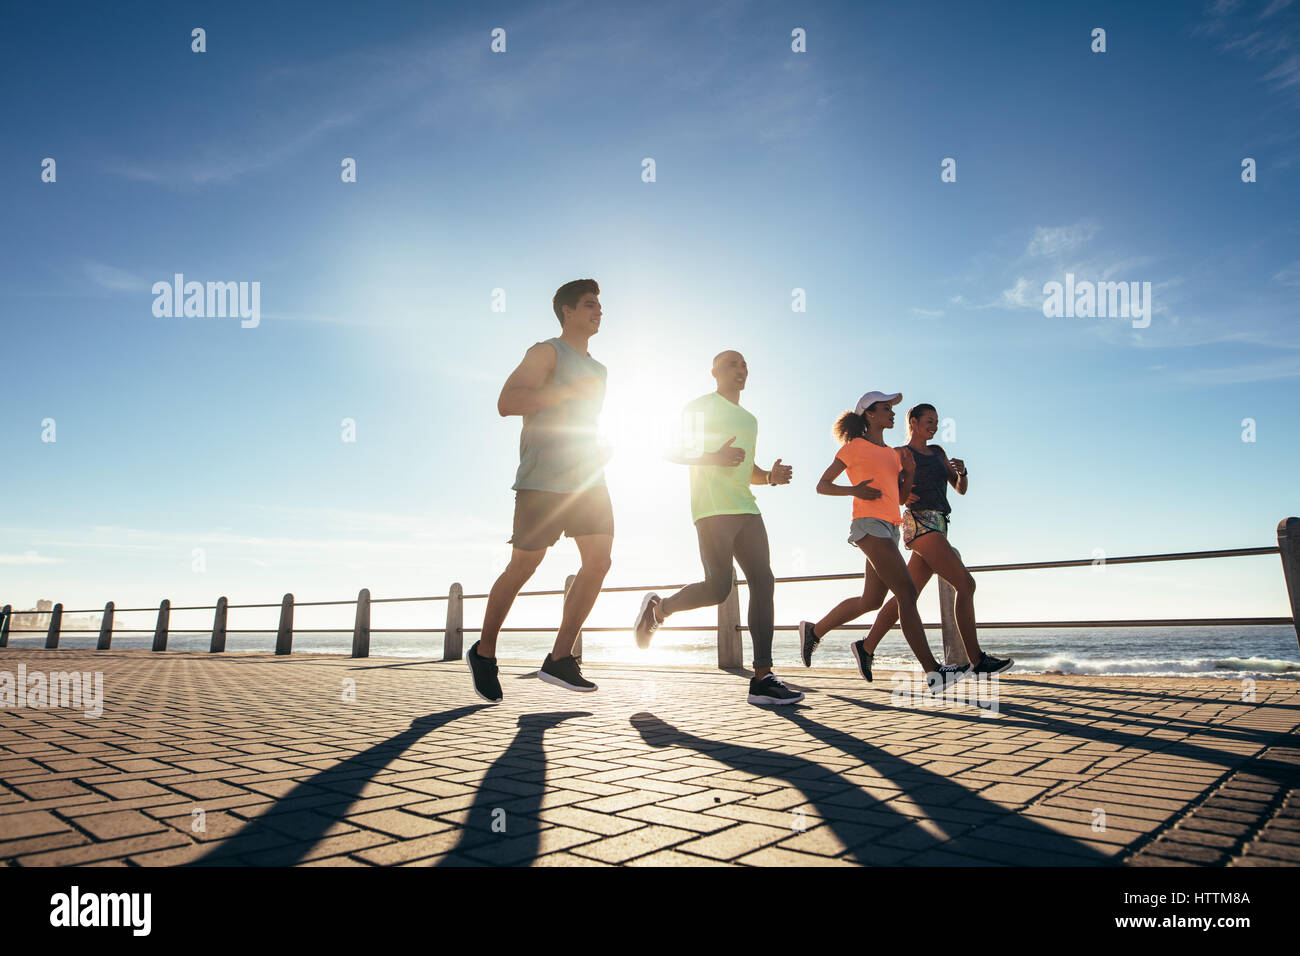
[1,648,1298,867]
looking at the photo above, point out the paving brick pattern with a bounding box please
[1,649,1298,867]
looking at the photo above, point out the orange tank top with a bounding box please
[834,438,902,524]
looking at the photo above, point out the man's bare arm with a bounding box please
[498,343,592,417]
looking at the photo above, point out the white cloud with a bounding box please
[1275,262,1300,285]
[910,307,944,317]
[1169,349,1300,384]
[1000,277,1036,308]
[1025,221,1099,257]
[0,551,65,565]
[83,260,149,292]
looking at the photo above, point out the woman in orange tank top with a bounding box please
[797,391,969,691]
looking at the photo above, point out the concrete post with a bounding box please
[97,602,114,650]
[351,589,370,659]
[275,593,294,655]
[718,565,743,669]
[443,583,463,661]
[564,574,582,662]
[1278,518,1300,649]
[44,603,63,648]
[211,597,228,653]
[152,599,170,651]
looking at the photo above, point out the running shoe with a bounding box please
[926,663,970,693]
[465,641,503,704]
[539,653,598,692]
[798,620,820,667]
[850,639,874,682]
[970,651,1014,676]
[747,673,805,706]
[634,593,662,649]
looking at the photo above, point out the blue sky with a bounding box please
[2,0,1298,638]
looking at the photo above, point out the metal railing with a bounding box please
[3,518,1298,667]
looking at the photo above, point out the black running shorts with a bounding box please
[509,485,614,551]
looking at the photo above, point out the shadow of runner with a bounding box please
[631,710,1110,865]
[433,710,590,866]
[829,693,1300,785]
[768,706,1112,864]
[998,676,1300,710]
[189,705,487,866]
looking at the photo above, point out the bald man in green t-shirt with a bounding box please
[632,350,804,705]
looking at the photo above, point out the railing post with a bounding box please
[1279,518,1300,648]
[152,599,170,651]
[564,574,582,662]
[210,596,228,653]
[44,602,63,648]
[940,548,968,666]
[97,601,114,649]
[351,588,370,658]
[0,605,10,647]
[718,565,743,669]
[275,593,294,655]
[443,583,463,661]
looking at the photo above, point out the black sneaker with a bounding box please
[634,593,662,649]
[798,620,820,667]
[465,641,503,704]
[539,653,598,692]
[970,651,1014,675]
[747,673,805,706]
[850,639,874,682]
[926,663,970,693]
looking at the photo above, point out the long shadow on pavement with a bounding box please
[830,693,1300,787]
[433,710,590,866]
[189,704,487,866]
[631,710,1110,865]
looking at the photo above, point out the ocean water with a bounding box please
[10,625,1299,680]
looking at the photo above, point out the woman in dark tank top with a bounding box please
[857,404,1014,678]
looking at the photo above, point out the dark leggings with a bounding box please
[661,513,774,667]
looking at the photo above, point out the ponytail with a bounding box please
[832,410,868,444]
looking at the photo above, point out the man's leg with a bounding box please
[553,533,612,658]
[659,516,742,617]
[480,547,547,658]
[731,516,775,679]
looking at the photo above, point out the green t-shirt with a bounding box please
[679,392,761,523]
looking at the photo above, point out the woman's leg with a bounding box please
[814,553,890,637]
[856,534,940,672]
[862,551,934,653]
[910,532,981,662]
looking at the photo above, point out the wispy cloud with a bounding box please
[1198,0,1300,104]
[0,551,65,565]
[1025,222,1099,257]
[1168,348,1300,383]
[83,260,149,293]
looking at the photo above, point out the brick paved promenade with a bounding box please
[2,648,1298,867]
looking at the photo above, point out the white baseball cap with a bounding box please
[854,391,902,415]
